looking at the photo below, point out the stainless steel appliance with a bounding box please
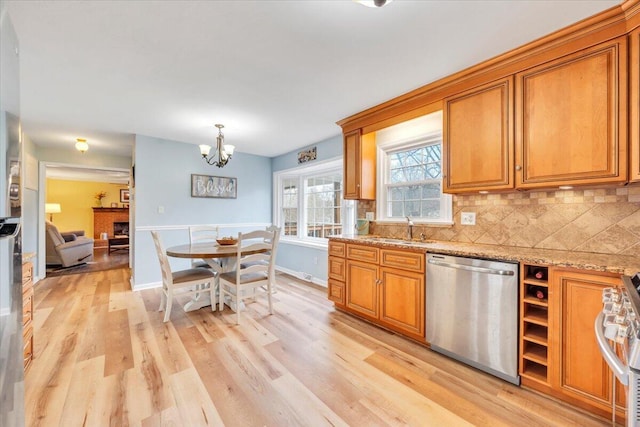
[595,273,640,427]
[426,254,520,385]
[0,4,24,426]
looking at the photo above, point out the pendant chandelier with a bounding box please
[199,124,235,168]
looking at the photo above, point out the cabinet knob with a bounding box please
[515,165,522,171]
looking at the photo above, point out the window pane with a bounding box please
[304,173,344,239]
[385,142,446,220]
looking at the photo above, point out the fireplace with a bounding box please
[114,222,129,237]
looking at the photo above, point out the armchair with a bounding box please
[45,221,95,267]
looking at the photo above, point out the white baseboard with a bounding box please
[275,266,327,287]
[132,280,162,292]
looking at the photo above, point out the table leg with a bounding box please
[183,258,223,312]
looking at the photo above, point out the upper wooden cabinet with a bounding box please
[630,28,640,182]
[443,77,514,193]
[343,130,376,200]
[515,37,628,189]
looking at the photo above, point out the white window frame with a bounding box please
[376,132,453,225]
[273,158,355,248]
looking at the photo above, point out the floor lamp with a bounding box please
[45,203,61,222]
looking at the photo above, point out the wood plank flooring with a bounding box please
[25,267,615,426]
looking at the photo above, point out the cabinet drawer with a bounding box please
[329,256,346,281]
[23,324,33,372]
[328,241,346,257]
[328,279,345,305]
[347,244,379,263]
[381,249,424,273]
[23,291,33,326]
[22,262,33,286]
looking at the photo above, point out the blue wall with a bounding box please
[133,134,272,287]
[270,134,343,285]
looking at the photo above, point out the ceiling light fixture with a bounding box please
[356,0,394,8]
[75,138,89,153]
[199,124,235,168]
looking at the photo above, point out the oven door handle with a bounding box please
[594,312,629,386]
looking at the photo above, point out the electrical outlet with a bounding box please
[158,206,165,214]
[365,212,374,221]
[460,212,476,225]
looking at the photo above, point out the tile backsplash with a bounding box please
[366,186,640,256]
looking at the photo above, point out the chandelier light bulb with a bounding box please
[75,138,89,153]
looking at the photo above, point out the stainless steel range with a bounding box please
[595,273,640,427]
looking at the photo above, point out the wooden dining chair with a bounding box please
[216,227,281,324]
[151,230,216,322]
[188,225,219,269]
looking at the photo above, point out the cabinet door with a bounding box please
[343,130,376,200]
[630,28,640,182]
[346,260,379,319]
[553,270,620,412]
[379,267,424,339]
[516,37,628,188]
[443,77,514,193]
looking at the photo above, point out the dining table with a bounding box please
[166,241,267,312]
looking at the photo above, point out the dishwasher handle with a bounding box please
[427,258,515,276]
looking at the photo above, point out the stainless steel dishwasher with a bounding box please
[426,253,520,385]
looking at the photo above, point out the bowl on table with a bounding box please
[216,238,238,246]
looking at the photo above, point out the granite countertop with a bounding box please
[22,252,36,262]
[330,235,640,276]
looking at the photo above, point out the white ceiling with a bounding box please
[6,0,621,159]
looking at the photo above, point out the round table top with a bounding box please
[166,242,265,259]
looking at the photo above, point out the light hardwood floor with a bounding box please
[25,267,614,426]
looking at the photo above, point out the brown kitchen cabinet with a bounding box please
[346,258,379,319]
[515,37,628,189]
[328,241,346,307]
[630,28,640,183]
[338,243,426,341]
[343,129,376,200]
[520,266,626,421]
[443,76,514,193]
[22,261,34,373]
[379,266,424,340]
[550,269,625,421]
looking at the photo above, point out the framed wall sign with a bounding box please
[120,189,130,203]
[191,174,237,199]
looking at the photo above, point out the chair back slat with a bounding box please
[189,225,219,244]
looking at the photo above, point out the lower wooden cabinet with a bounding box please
[521,266,625,421]
[22,261,34,373]
[332,242,426,341]
[328,241,347,308]
[379,267,424,340]
[552,269,625,420]
[346,259,379,319]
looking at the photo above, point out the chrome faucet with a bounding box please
[406,216,414,240]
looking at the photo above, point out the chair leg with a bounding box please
[267,281,273,315]
[219,282,225,312]
[236,292,241,325]
[158,288,166,312]
[164,290,173,322]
